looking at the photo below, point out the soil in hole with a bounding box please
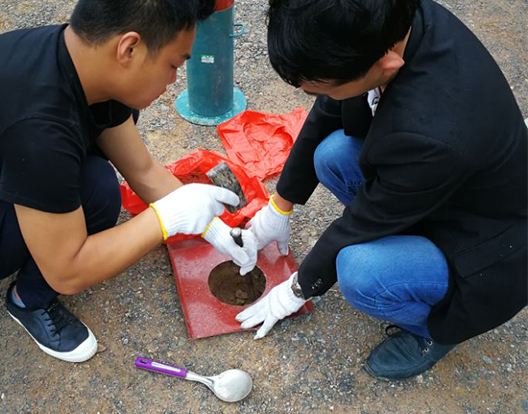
[208,261,266,306]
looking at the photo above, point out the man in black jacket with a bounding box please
[236,0,527,380]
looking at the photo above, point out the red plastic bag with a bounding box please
[120,149,269,243]
[217,108,308,181]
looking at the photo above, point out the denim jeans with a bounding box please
[0,156,122,309]
[313,129,449,339]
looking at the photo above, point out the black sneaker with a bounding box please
[5,282,97,362]
[364,326,455,380]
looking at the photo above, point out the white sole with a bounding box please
[7,310,98,363]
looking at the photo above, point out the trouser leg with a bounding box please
[313,129,365,205]
[1,156,122,309]
[336,236,449,338]
[313,129,449,338]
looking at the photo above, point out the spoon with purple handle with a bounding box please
[134,356,253,403]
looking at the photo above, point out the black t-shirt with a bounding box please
[0,24,132,213]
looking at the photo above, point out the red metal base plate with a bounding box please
[167,238,313,339]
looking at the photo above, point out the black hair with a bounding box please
[70,0,215,54]
[267,0,419,86]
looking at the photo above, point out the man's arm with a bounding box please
[15,203,163,295]
[13,117,235,296]
[96,116,181,203]
[276,95,344,204]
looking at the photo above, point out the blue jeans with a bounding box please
[313,130,449,339]
[0,156,122,309]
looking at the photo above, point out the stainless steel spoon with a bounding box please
[135,356,253,403]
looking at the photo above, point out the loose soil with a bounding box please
[208,261,266,306]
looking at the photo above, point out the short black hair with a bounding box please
[70,0,215,54]
[267,0,419,87]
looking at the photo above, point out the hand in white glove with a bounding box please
[235,272,306,339]
[247,196,292,255]
[203,218,258,275]
[150,184,239,239]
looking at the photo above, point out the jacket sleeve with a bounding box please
[276,95,343,204]
[297,132,471,298]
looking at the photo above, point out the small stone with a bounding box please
[235,289,249,299]
[521,398,528,412]
[481,356,493,365]
[1,393,4,400]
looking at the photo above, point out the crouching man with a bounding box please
[236,0,527,380]
[0,0,256,363]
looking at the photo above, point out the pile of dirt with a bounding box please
[208,261,266,306]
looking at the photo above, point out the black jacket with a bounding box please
[277,0,527,344]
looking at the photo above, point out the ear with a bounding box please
[116,32,142,67]
[377,50,405,77]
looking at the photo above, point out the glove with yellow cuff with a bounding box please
[150,184,239,239]
[247,195,292,255]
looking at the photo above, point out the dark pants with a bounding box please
[0,156,122,309]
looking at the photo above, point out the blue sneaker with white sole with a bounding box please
[5,282,97,362]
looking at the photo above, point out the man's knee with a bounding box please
[80,157,121,234]
[336,244,382,307]
[314,129,348,183]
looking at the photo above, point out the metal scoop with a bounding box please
[135,356,253,403]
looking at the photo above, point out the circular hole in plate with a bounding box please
[208,261,266,306]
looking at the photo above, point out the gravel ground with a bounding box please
[1,1,527,414]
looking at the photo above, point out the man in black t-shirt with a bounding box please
[0,0,257,363]
[236,0,527,380]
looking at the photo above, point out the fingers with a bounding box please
[240,306,268,329]
[237,230,257,275]
[212,203,226,218]
[235,299,265,322]
[212,187,240,207]
[231,244,255,273]
[239,257,256,275]
[241,229,257,248]
[277,240,289,256]
[254,316,279,340]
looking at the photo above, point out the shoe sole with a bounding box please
[363,361,424,382]
[7,310,98,363]
[363,362,396,381]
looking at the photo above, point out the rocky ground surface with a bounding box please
[1,1,527,413]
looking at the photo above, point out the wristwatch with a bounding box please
[290,273,305,299]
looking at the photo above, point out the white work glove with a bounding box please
[150,184,239,239]
[247,196,292,255]
[235,272,306,339]
[202,217,258,275]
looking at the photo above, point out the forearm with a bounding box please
[127,161,182,204]
[54,208,163,294]
[98,118,182,203]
